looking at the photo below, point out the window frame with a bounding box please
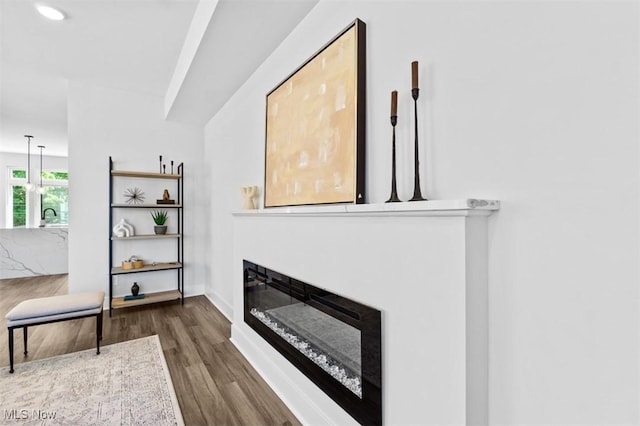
[6,166,69,228]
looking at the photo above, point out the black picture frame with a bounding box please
[264,18,366,208]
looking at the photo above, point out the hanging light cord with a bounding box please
[24,135,33,187]
[38,145,45,188]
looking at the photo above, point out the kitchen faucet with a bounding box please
[41,207,57,223]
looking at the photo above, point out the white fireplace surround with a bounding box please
[231,199,498,425]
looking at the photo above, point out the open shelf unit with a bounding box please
[111,203,183,208]
[111,234,181,241]
[110,261,183,275]
[111,170,181,179]
[111,289,182,309]
[108,157,184,316]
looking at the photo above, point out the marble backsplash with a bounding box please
[0,227,68,279]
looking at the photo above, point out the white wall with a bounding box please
[0,152,68,228]
[204,1,638,425]
[67,81,207,300]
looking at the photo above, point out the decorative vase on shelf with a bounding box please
[131,282,139,296]
[154,225,167,235]
[113,219,135,237]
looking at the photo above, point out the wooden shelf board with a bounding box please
[111,262,182,275]
[111,203,182,208]
[112,289,182,309]
[111,170,181,179]
[111,234,181,240]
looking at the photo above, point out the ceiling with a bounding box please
[165,0,318,125]
[0,0,317,157]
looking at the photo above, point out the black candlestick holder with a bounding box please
[410,88,426,201]
[386,115,401,203]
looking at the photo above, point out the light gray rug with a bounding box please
[267,302,361,376]
[0,335,183,425]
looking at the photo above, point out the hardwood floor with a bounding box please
[0,275,301,426]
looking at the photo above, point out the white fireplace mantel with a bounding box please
[233,198,500,217]
[231,199,499,425]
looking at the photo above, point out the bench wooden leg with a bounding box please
[23,327,28,355]
[8,328,14,374]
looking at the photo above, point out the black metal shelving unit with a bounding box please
[108,157,184,316]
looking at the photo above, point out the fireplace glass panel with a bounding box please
[243,260,382,425]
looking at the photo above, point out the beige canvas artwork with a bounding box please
[265,24,360,207]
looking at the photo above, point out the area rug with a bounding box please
[0,335,183,425]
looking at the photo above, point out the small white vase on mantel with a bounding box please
[241,185,258,210]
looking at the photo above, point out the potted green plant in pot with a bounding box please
[151,210,168,235]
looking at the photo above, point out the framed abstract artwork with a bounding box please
[264,18,366,208]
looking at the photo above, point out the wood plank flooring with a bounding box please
[0,275,301,426]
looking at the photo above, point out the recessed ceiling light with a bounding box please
[36,4,66,21]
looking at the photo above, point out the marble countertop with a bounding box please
[0,227,68,278]
[0,226,68,230]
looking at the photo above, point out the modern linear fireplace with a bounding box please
[243,260,382,425]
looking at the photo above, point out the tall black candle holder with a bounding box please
[386,115,401,203]
[410,88,426,201]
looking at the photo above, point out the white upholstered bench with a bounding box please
[6,292,105,373]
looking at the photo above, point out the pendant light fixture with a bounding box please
[24,135,34,192]
[37,145,46,194]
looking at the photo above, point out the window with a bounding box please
[11,184,27,227]
[7,168,68,228]
[8,169,28,228]
[40,171,69,225]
